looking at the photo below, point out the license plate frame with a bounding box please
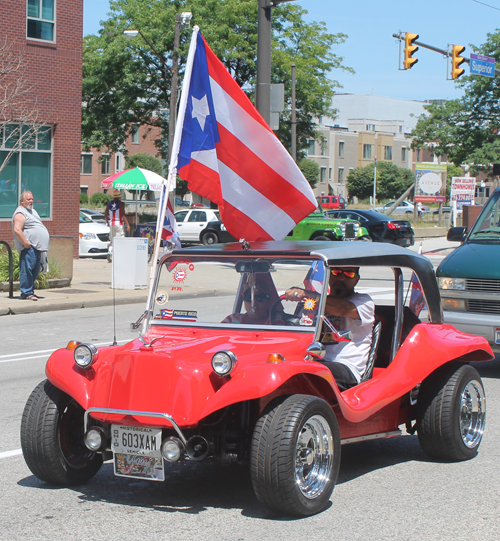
[111,425,162,457]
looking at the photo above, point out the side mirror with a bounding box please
[447,226,466,242]
[306,342,326,360]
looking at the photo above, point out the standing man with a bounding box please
[12,191,50,301]
[106,189,129,262]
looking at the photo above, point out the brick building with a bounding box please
[0,0,83,257]
[80,124,162,197]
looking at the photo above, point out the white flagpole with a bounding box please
[143,26,200,329]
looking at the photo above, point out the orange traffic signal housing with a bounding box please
[451,44,466,79]
[404,32,419,69]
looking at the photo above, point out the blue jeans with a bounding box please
[19,246,41,297]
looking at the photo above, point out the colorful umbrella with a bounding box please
[101,167,168,191]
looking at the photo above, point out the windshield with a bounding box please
[149,255,324,331]
[468,191,500,242]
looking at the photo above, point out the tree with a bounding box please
[411,30,500,175]
[0,38,43,176]
[82,0,353,160]
[298,158,319,189]
[126,152,163,174]
[347,162,414,201]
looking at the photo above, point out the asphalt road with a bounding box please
[1,302,500,541]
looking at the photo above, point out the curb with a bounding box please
[1,278,71,293]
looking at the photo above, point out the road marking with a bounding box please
[0,339,130,364]
[0,449,22,459]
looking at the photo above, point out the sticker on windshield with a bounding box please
[299,314,314,326]
[161,309,197,321]
[303,298,317,311]
[156,291,168,305]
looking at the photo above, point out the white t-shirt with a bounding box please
[323,292,375,382]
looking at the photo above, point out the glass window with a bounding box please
[307,139,315,156]
[175,210,189,222]
[338,168,344,183]
[101,155,110,175]
[401,147,407,162]
[320,142,327,156]
[116,154,121,172]
[0,152,20,218]
[21,152,51,217]
[131,124,139,144]
[339,141,344,157]
[329,168,332,180]
[27,0,55,41]
[81,154,92,174]
[320,167,327,183]
[189,211,206,222]
[363,144,372,159]
[416,149,421,162]
[384,146,392,160]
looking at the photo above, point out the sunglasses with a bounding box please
[330,269,358,279]
[243,290,270,303]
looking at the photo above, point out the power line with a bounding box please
[472,0,500,12]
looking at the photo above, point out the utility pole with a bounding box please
[168,14,181,163]
[256,0,272,125]
[372,157,377,210]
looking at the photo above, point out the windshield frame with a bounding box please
[467,190,500,243]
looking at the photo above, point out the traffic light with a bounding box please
[403,32,419,69]
[451,44,466,79]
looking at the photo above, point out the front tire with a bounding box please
[201,231,219,245]
[416,363,486,462]
[250,395,340,517]
[313,235,331,241]
[21,380,103,486]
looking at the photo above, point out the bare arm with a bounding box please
[284,287,360,320]
[121,202,130,229]
[13,213,30,249]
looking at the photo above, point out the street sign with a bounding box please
[470,53,495,78]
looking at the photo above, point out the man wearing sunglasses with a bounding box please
[285,266,374,391]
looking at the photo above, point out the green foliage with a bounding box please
[126,152,163,174]
[90,192,112,206]
[411,29,500,175]
[347,162,415,201]
[298,158,319,189]
[82,0,353,159]
[80,193,89,204]
[0,248,62,289]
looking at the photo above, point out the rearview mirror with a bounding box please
[235,260,271,274]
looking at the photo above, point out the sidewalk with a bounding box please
[0,235,461,316]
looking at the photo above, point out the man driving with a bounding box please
[285,266,375,391]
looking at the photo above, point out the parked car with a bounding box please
[175,197,190,208]
[20,241,492,517]
[326,209,415,247]
[79,212,110,258]
[285,208,368,241]
[174,208,220,243]
[80,208,107,224]
[376,201,429,216]
[199,221,236,244]
[316,195,347,210]
[437,187,500,353]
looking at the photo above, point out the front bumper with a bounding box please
[442,310,500,353]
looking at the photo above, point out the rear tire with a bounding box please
[21,380,103,486]
[250,395,340,517]
[201,231,219,245]
[416,363,486,461]
[313,236,331,241]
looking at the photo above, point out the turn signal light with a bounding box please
[66,341,81,350]
[266,353,286,363]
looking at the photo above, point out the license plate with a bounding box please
[495,328,500,344]
[111,425,162,457]
[114,453,164,481]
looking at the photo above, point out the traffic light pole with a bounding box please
[393,32,500,76]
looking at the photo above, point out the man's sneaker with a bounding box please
[107,253,112,263]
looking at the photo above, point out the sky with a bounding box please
[83,0,500,102]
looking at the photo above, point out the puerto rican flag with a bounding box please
[303,261,325,293]
[160,187,181,251]
[177,31,317,241]
[409,243,427,316]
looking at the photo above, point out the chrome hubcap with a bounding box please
[460,380,486,448]
[295,415,334,499]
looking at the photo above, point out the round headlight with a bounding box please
[211,350,237,376]
[74,343,99,369]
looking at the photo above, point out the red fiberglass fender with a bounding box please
[337,323,493,423]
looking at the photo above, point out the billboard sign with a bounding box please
[414,163,447,203]
[450,176,476,209]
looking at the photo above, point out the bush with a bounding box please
[0,247,62,289]
[80,193,89,204]
[90,192,112,207]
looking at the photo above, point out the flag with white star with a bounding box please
[177,31,317,241]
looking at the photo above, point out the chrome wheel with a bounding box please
[295,414,334,499]
[460,379,486,449]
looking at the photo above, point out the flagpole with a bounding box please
[143,26,200,330]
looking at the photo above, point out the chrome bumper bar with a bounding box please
[84,407,188,445]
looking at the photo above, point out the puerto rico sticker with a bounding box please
[303,297,317,311]
[161,309,197,322]
[299,314,314,326]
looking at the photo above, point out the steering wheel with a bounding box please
[269,294,303,326]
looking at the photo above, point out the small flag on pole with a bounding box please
[410,243,427,316]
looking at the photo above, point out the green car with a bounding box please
[285,207,369,241]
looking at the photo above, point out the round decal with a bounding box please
[156,291,168,305]
[419,172,442,195]
[173,267,188,283]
